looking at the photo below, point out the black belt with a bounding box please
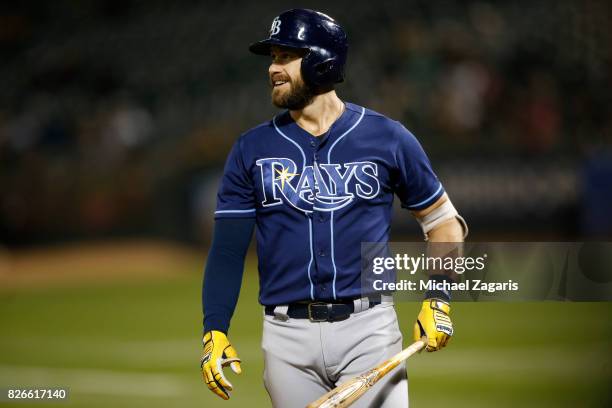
[265,296,382,322]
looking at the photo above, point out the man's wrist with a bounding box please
[203,316,230,335]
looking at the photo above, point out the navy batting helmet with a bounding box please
[249,9,348,88]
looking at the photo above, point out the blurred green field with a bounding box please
[0,246,611,408]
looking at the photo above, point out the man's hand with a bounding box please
[200,330,242,400]
[413,299,453,352]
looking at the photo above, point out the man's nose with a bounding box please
[269,63,282,77]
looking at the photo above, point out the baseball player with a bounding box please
[201,8,467,407]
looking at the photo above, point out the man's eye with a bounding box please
[271,52,294,63]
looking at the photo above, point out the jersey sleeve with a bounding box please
[393,123,444,211]
[215,137,256,219]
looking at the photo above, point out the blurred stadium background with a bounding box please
[0,1,610,407]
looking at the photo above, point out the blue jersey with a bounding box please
[215,102,443,306]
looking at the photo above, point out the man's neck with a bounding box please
[290,90,345,137]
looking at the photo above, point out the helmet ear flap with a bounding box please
[301,53,341,87]
[300,51,316,86]
[315,59,335,75]
[315,57,345,85]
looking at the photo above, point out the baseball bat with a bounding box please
[306,337,427,408]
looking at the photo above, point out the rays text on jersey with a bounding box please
[256,157,380,212]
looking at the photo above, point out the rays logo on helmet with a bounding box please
[256,158,380,213]
[270,17,281,36]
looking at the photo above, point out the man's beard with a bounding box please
[271,77,316,110]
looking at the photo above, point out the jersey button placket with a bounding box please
[311,135,332,298]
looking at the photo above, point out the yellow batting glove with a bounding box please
[200,330,242,400]
[413,298,453,352]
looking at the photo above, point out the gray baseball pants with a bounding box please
[262,302,408,407]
